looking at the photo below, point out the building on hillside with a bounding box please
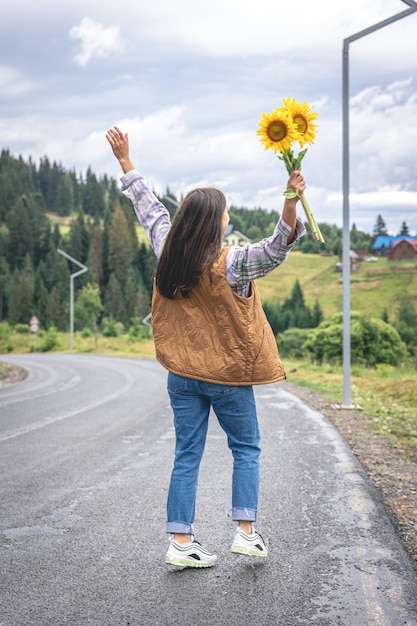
[223,224,251,247]
[388,238,417,261]
[336,250,359,272]
[372,235,417,257]
[353,248,370,261]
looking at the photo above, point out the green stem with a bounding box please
[300,194,325,243]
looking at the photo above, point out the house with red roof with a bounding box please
[388,238,417,261]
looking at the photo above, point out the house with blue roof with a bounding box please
[372,235,417,256]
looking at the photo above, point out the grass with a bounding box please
[0,330,156,360]
[256,254,417,320]
[284,358,417,450]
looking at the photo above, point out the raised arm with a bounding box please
[105,125,171,258]
[106,126,135,174]
[281,170,306,244]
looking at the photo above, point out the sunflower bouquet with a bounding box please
[257,98,325,243]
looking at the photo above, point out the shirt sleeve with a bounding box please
[226,217,306,294]
[120,169,171,259]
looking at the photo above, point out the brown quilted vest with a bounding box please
[151,247,285,386]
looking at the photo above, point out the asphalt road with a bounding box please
[0,353,416,626]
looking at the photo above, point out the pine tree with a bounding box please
[104,273,124,321]
[55,173,74,216]
[87,219,103,285]
[108,204,136,290]
[82,167,106,217]
[0,257,10,321]
[101,207,112,288]
[69,209,90,265]
[47,287,66,330]
[6,196,34,269]
[44,244,70,303]
[136,242,157,299]
[51,223,61,249]
[311,300,323,327]
[281,280,312,329]
[34,274,50,329]
[38,156,52,205]
[373,215,387,236]
[8,254,34,325]
[123,271,138,325]
[136,277,152,318]
[399,221,409,236]
[31,193,51,266]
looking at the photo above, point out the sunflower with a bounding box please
[257,108,299,154]
[282,97,318,147]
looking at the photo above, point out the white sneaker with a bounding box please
[165,537,218,568]
[231,527,268,557]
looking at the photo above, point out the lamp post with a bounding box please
[341,0,417,408]
[57,249,88,353]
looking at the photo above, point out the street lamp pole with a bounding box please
[341,0,417,407]
[57,249,88,353]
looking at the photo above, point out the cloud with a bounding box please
[1,0,416,237]
[0,66,32,96]
[69,17,124,67]
[349,79,417,192]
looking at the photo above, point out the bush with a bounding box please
[0,321,11,340]
[14,323,30,334]
[39,327,60,352]
[304,312,406,366]
[102,317,124,337]
[128,317,151,341]
[81,328,93,338]
[278,328,311,358]
[393,321,417,357]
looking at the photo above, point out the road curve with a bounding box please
[0,353,416,626]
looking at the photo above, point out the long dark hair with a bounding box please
[155,187,226,298]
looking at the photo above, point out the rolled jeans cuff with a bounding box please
[231,507,257,522]
[166,522,194,534]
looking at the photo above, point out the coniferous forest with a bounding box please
[0,149,373,333]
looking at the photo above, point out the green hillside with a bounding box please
[43,217,417,323]
[256,253,417,321]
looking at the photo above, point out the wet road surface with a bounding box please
[1,353,416,625]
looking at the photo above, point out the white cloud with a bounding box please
[350,189,417,208]
[1,0,416,236]
[69,17,124,67]
[349,79,417,192]
[121,0,402,57]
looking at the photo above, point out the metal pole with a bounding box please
[341,0,417,408]
[342,40,351,407]
[57,249,88,353]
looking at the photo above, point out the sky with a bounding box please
[1,0,417,236]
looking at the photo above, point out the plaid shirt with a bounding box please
[121,170,306,298]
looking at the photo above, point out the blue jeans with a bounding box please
[166,373,261,534]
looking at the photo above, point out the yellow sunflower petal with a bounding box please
[256,108,299,154]
[282,97,318,147]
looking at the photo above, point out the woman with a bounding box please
[106,126,306,568]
